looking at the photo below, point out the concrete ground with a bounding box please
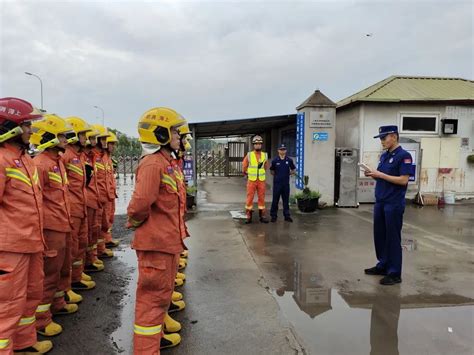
[49,176,473,354]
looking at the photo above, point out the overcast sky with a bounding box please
[1,0,472,136]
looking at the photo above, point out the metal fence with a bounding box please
[115,155,140,178]
[197,150,226,177]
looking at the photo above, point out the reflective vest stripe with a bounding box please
[18,316,35,326]
[32,169,39,185]
[5,168,32,187]
[162,174,178,192]
[54,291,65,298]
[0,338,10,349]
[133,324,162,336]
[247,152,267,181]
[95,163,105,170]
[36,303,51,313]
[48,172,63,184]
[67,163,84,176]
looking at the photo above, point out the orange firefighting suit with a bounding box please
[61,145,88,284]
[0,143,44,354]
[127,150,185,354]
[85,150,101,267]
[94,149,110,256]
[243,150,269,215]
[34,151,73,330]
[100,151,116,246]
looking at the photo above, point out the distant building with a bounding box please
[336,76,474,200]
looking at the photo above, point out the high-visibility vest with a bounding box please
[247,151,267,181]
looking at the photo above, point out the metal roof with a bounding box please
[189,114,296,138]
[337,76,474,109]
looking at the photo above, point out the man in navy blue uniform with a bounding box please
[270,144,296,223]
[363,126,414,285]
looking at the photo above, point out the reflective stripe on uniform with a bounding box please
[48,171,63,184]
[97,238,104,243]
[32,168,39,185]
[133,323,162,336]
[129,217,143,228]
[54,291,65,298]
[18,315,35,326]
[247,151,267,182]
[0,338,10,349]
[66,163,84,176]
[245,205,253,210]
[95,163,105,170]
[5,168,32,187]
[36,303,51,313]
[73,259,83,267]
[161,174,177,192]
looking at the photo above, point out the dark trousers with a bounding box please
[373,202,404,276]
[270,183,290,218]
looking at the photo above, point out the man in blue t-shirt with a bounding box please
[270,144,296,223]
[363,125,414,286]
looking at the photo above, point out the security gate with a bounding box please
[227,142,247,176]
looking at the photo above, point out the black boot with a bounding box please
[245,210,253,224]
[259,210,269,223]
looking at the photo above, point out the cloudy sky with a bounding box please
[1,0,472,136]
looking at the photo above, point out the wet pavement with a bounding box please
[53,176,474,354]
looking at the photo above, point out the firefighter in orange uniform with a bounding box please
[243,135,269,224]
[127,107,187,353]
[97,130,119,251]
[31,115,78,338]
[63,117,96,293]
[83,127,105,273]
[91,124,114,260]
[104,132,120,249]
[0,97,52,354]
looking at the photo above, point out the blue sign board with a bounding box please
[313,132,328,141]
[296,113,305,190]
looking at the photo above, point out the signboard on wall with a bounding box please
[296,112,305,190]
[313,132,328,141]
[401,142,420,184]
[310,110,333,128]
[183,155,194,186]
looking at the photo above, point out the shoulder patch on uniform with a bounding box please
[404,158,412,164]
[52,166,59,172]
[72,158,80,164]
[13,159,22,167]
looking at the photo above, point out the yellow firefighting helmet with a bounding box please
[65,116,92,144]
[252,135,263,144]
[85,125,100,146]
[30,114,74,151]
[178,124,191,136]
[106,131,118,144]
[183,134,193,151]
[138,107,186,145]
[90,124,110,138]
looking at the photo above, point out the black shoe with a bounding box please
[380,275,402,285]
[260,217,269,224]
[284,217,293,223]
[271,217,277,223]
[364,266,387,276]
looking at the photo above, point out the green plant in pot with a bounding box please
[186,185,197,209]
[294,175,321,213]
[467,154,474,164]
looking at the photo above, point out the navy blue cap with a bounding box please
[374,125,398,138]
[277,143,287,150]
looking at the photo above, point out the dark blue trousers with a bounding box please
[373,202,404,276]
[270,183,290,218]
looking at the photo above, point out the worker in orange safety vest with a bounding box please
[242,135,269,224]
[0,97,53,355]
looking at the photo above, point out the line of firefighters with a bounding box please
[0,98,193,354]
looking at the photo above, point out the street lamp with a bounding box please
[93,105,105,125]
[25,72,43,110]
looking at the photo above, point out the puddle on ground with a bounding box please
[272,260,474,355]
[110,246,137,354]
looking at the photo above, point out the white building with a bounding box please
[336,76,474,200]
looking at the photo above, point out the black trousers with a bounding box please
[270,183,290,218]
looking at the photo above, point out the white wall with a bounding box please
[353,103,474,197]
